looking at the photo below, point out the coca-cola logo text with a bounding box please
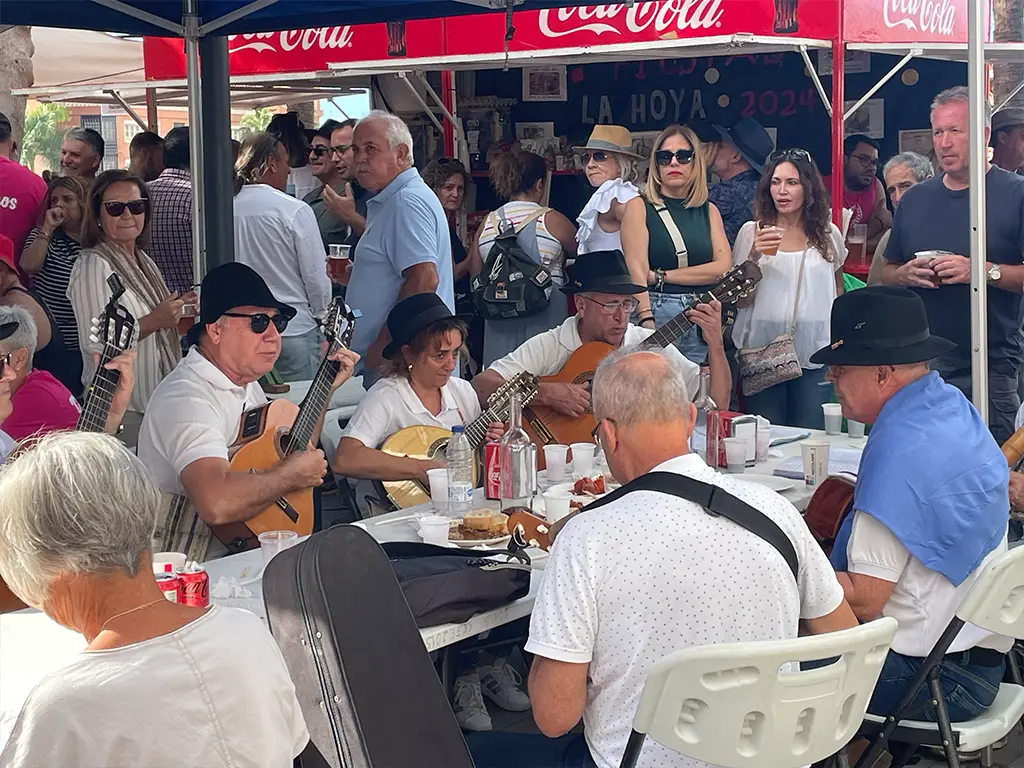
[882,0,956,36]
[227,26,354,55]
[538,0,724,38]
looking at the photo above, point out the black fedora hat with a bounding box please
[809,286,956,367]
[713,116,774,175]
[0,321,16,342]
[561,249,645,296]
[185,262,297,347]
[382,293,470,360]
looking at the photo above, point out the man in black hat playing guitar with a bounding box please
[472,249,731,416]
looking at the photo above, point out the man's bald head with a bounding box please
[593,348,692,427]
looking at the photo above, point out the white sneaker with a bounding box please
[454,674,493,732]
[479,658,532,712]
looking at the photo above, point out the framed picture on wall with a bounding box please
[818,49,872,76]
[516,122,555,140]
[631,131,660,161]
[843,99,885,140]
[523,66,567,102]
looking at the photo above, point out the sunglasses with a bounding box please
[222,312,289,334]
[103,199,147,217]
[581,151,610,164]
[310,146,332,158]
[0,351,10,379]
[768,148,812,164]
[655,149,695,167]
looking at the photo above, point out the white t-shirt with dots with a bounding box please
[526,453,845,768]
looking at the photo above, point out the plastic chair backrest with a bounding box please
[955,545,1024,637]
[629,617,897,768]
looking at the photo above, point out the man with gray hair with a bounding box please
[881,85,1024,443]
[345,110,454,384]
[866,152,934,285]
[59,127,104,181]
[468,347,856,768]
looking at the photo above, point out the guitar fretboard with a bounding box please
[642,287,719,350]
[76,343,123,433]
[286,353,342,455]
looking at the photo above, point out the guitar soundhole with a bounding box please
[571,374,595,415]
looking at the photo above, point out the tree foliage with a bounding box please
[238,108,274,136]
[20,103,71,172]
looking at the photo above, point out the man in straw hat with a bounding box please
[814,286,1011,721]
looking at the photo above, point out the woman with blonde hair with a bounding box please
[572,125,644,255]
[620,124,732,364]
[469,149,578,366]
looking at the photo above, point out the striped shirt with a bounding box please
[67,251,167,414]
[148,168,194,294]
[478,201,565,279]
[24,227,81,351]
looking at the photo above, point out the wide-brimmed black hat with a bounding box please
[713,116,773,175]
[382,293,470,360]
[561,249,645,296]
[0,321,16,342]
[185,262,297,347]
[809,286,956,366]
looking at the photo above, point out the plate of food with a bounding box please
[548,474,614,512]
[448,510,512,548]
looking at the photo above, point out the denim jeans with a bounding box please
[466,732,596,768]
[650,291,708,365]
[741,366,831,430]
[938,370,1020,445]
[867,649,1004,722]
[277,328,322,382]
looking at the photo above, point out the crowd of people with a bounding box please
[0,80,1022,767]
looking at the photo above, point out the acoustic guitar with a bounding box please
[0,274,135,614]
[523,261,763,457]
[377,372,540,510]
[801,475,856,557]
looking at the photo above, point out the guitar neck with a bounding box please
[285,353,341,455]
[465,402,502,450]
[76,343,122,433]
[643,287,719,349]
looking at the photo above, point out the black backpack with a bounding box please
[471,207,554,321]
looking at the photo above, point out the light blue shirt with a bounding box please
[347,168,454,360]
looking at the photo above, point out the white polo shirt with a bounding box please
[342,375,481,451]
[487,316,700,398]
[847,510,1012,657]
[527,453,845,768]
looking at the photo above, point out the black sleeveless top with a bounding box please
[3,286,83,398]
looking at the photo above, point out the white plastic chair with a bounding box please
[618,617,898,768]
[855,545,1024,768]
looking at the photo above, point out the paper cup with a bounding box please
[847,419,866,438]
[570,442,596,477]
[755,428,772,463]
[822,403,843,436]
[153,551,187,574]
[426,468,449,512]
[258,530,299,567]
[723,437,748,474]
[801,441,830,487]
[543,444,569,483]
[417,515,451,546]
[542,491,573,523]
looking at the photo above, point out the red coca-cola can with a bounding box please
[179,567,210,608]
[156,572,181,603]
[484,442,502,500]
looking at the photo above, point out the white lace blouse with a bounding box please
[575,179,640,254]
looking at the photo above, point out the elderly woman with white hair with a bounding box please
[0,432,309,766]
[573,125,645,255]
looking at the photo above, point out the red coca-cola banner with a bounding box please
[143,18,446,80]
[843,0,970,43]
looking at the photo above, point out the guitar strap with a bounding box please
[580,471,799,582]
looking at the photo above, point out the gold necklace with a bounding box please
[98,598,166,634]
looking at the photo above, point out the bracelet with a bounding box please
[653,268,667,292]
[38,231,52,242]
[640,318,656,329]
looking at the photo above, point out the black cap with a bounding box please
[0,321,16,341]
[809,286,956,367]
[712,116,774,174]
[561,250,646,296]
[185,262,297,347]
[382,293,469,360]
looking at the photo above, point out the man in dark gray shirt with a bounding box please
[883,86,1024,443]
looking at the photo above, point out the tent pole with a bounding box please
[200,35,234,271]
[146,89,159,132]
[830,35,845,229]
[184,0,207,284]
[968,0,988,419]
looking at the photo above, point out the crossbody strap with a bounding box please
[788,248,808,334]
[581,471,799,581]
[654,205,688,268]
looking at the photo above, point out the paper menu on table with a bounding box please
[773,447,863,480]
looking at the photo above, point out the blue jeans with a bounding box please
[940,370,1020,446]
[742,366,831,430]
[277,328,321,382]
[650,291,708,365]
[868,649,1004,722]
[466,732,596,768]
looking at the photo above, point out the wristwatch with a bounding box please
[988,263,1002,283]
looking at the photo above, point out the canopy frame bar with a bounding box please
[996,78,1024,112]
[799,44,832,118]
[414,72,459,129]
[396,72,445,134]
[843,49,919,121]
[91,0,182,35]
[105,90,149,131]
[199,0,280,37]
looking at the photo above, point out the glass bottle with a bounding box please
[499,392,537,514]
[693,364,721,467]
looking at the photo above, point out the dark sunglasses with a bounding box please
[582,151,610,164]
[0,351,10,379]
[222,312,289,334]
[103,199,147,217]
[768,148,812,164]
[655,149,695,166]
[310,146,332,158]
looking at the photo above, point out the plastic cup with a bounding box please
[426,468,449,512]
[543,444,569,483]
[542,490,573,523]
[152,551,187,574]
[847,419,866,439]
[259,530,299,567]
[723,437,748,474]
[755,428,772,463]
[757,221,784,256]
[327,244,352,282]
[417,515,451,546]
[570,442,596,477]
[822,403,843,436]
[801,441,830,487]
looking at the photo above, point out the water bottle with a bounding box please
[447,426,474,518]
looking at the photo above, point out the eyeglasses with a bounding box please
[583,296,639,315]
[655,149,695,166]
[310,146,332,158]
[0,352,11,378]
[768,148,812,164]
[103,199,147,217]
[591,417,616,448]
[222,312,289,334]
[849,152,879,168]
[582,151,610,164]
[330,144,352,156]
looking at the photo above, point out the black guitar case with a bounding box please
[262,525,474,768]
